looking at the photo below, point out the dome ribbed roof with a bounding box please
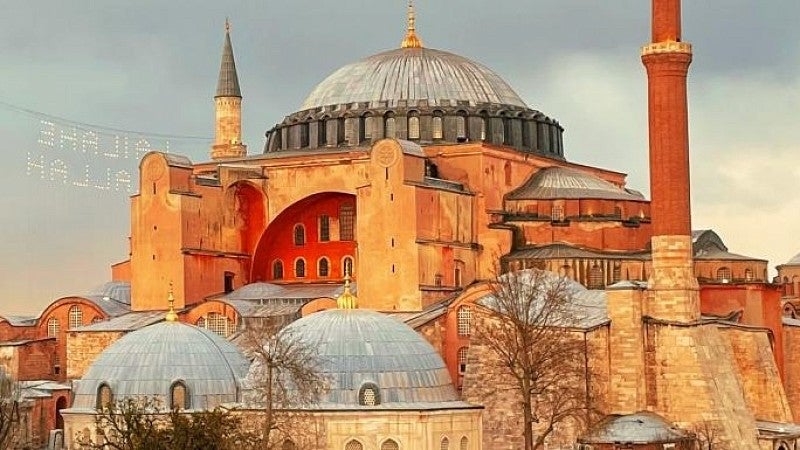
[259,309,464,409]
[507,166,645,201]
[785,252,800,266]
[300,47,528,110]
[71,321,249,411]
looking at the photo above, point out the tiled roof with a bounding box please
[215,30,241,98]
[506,166,645,201]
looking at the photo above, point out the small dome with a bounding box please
[71,321,249,411]
[784,252,800,267]
[506,166,645,201]
[580,412,694,444]
[255,309,460,409]
[301,47,528,110]
[86,281,131,305]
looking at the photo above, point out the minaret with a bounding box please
[211,19,247,161]
[642,0,698,321]
[400,0,423,49]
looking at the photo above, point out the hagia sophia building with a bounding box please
[3,1,800,449]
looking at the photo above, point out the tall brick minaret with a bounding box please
[211,19,247,160]
[642,0,698,322]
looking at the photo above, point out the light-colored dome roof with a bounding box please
[70,321,249,411]
[785,252,800,266]
[253,309,464,410]
[300,47,528,110]
[580,412,694,444]
[506,166,645,201]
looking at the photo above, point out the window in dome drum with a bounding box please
[432,114,443,140]
[408,114,420,140]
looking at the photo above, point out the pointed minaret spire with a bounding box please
[211,18,246,160]
[216,18,242,98]
[400,0,423,49]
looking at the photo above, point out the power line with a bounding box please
[0,99,212,141]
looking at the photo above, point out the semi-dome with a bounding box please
[70,321,249,411]
[301,47,528,111]
[506,166,646,201]
[256,309,465,409]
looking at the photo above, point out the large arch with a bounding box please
[252,192,357,283]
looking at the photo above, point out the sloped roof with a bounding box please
[215,29,241,98]
[506,166,644,201]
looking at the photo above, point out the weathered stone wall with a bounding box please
[66,330,124,379]
[644,322,761,449]
[719,327,793,423]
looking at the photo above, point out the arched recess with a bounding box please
[227,181,267,255]
[252,192,357,282]
[55,396,68,430]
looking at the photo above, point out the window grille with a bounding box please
[441,437,450,450]
[206,313,231,337]
[54,354,61,375]
[295,259,306,278]
[363,116,373,140]
[197,317,206,329]
[457,307,472,337]
[358,383,380,406]
[381,440,399,450]
[458,347,469,374]
[339,204,355,241]
[319,215,330,242]
[479,118,486,141]
[456,115,467,140]
[318,258,330,277]
[552,204,564,221]
[460,437,468,450]
[273,260,284,280]
[345,441,363,450]
[293,224,305,246]
[69,306,83,329]
[744,268,754,281]
[613,263,622,283]
[717,267,731,282]
[47,317,60,338]
[588,265,604,289]
[385,116,397,138]
[344,118,356,144]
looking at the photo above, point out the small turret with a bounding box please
[211,19,247,161]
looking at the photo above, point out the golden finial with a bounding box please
[336,273,358,310]
[224,17,231,33]
[400,0,423,49]
[165,283,179,322]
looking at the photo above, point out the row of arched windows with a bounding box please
[46,305,94,339]
[96,381,189,410]
[292,204,356,246]
[341,436,470,450]
[273,256,354,280]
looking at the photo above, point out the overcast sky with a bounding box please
[1,1,798,315]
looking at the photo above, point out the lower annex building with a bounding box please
[2,1,800,449]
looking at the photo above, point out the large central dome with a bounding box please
[300,47,528,111]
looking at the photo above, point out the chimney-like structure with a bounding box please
[211,19,247,161]
[642,0,699,321]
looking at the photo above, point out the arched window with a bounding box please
[408,113,420,140]
[440,437,450,450]
[318,258,330,278]
[339,203,355,241]
[299,122,310,148]
[458,347,469,374]
[170,381,189,410]
[295,259,306,278]
[457,306,472,337]
[744,268,754,281]
[343,256,354,277]
[345,440,363,450]
[432,112,444,140]
[456,111,468,140]
[717,267,732,282]
[479,117,487,141]
[47,317,60,338]
[385,113,397,138]
[521,119,531,148]
[196,317,206,329]
[282,440,297,450]
[612,262,622,283]
[588,264,604,289]
[454,267,463,288]
[207,313,232,337]
[344,117,357,145]
[318,118,328,147]
[97,384,113,409]
[358,382,380,406]
[54,354,61,375]
[319,215,330,242]
[273,260,284,280]
[501,115,511,145]
[293,224,305,246]
[460,436,468,450]
[381,439,399,450]
[504,161,512,186]
[68,305,83,329]
[362,114,373,142]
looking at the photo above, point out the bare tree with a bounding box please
[239,318,328,449]
[474,269,593,450]
[77,397,163,450]
[0,370,22,450]
[693,421,720,450]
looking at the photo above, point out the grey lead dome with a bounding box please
[267,309,468,409]
[70,321,249,411]
[301,47,528,110]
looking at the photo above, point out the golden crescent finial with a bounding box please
[401,0,423,49]
[337,272,358,310]
[165,283,179,322]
